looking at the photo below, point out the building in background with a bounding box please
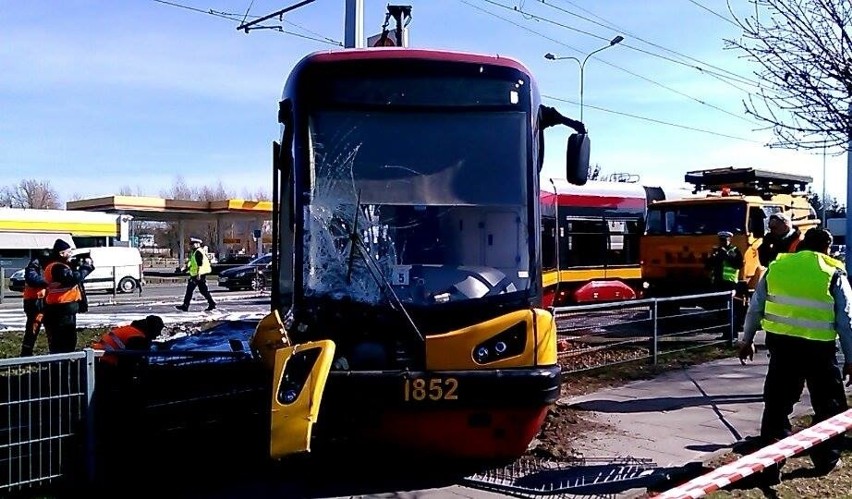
[0,208,131,270]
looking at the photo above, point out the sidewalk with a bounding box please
[546,329,827,496]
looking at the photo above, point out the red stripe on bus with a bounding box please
[551,194,645,209]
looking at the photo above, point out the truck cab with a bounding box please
[641,167,819,300]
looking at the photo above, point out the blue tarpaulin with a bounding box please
[147,319,260,365]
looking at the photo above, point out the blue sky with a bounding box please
[0,0,847,203]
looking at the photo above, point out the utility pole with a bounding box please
[387,5,412,48]
[344,0,364,48]
[544,35,624,123]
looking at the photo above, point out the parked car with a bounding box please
[9,268,25,292]
[210,254,254,275]
[217,254,272,291]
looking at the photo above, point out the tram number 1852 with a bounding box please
[403,377,459,402]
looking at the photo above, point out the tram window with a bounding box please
[565,220,607,267]
[607,220,641,266]
[541,217,557,270]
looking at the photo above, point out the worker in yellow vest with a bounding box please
[706,231,743,290]
[707,231,745,336]
[739,227,852,485]
[175,237,216,312]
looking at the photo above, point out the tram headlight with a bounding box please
[472,323,527,364]
[277,347,322,406]
[474,346,490,363]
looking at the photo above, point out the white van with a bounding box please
[71,247,144,293]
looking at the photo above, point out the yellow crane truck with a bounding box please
[640,167,819,317]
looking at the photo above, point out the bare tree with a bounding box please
[196,181,235,250]
[197,180,233,202]
[725,0,852,151]
[158,178,238,257]
[159,176,196,201]
[117,185,147,196]
[0,179,62,209]
[242,187,271,201]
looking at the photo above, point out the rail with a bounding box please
[552,291,735,373]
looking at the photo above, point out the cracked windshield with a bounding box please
[304,109,530,306]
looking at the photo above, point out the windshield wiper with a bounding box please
[345,190,362,285]
[342,198,424,344]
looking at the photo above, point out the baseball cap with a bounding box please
[769,212,791,223]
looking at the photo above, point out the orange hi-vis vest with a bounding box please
[92,325,147,365]
[22,259,47,300]
[23,284,46,300]
[43,262,82,305]
[788,236,802,253]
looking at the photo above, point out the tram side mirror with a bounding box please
[748,207,767,238]
[749,215,766,238]
[566,133,590,186]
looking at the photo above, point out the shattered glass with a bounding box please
[303,110,532,306]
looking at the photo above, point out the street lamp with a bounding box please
[545,35,625,122]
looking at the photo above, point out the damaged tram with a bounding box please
[256,48,590,460]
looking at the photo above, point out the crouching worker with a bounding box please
[92,315,165,366]
[92,315,166,475]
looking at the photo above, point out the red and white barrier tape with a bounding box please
[653,408,852,499]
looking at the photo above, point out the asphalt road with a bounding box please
[0,283,270,332]
[0,282,258,307]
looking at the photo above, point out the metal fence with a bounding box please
[0,348,270,495]
[553,291,735,374]
[1,350,95,493]
[0,292,736,494]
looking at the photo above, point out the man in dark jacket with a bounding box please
[19,249,50,356]
[758,212,803,266]
[42,239,94,354]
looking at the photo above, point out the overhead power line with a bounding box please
[236,0,317,32]
[241,0,256,26]
[151,0,341,46]
[543,0,759,89]
[461,0,760,126]
[543,94,764,143]
[484,0,759,90]
[683,0,740,28]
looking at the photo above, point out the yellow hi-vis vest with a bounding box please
[187,248,212,277]
[762,251,845,342]
[721,249,740,283]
